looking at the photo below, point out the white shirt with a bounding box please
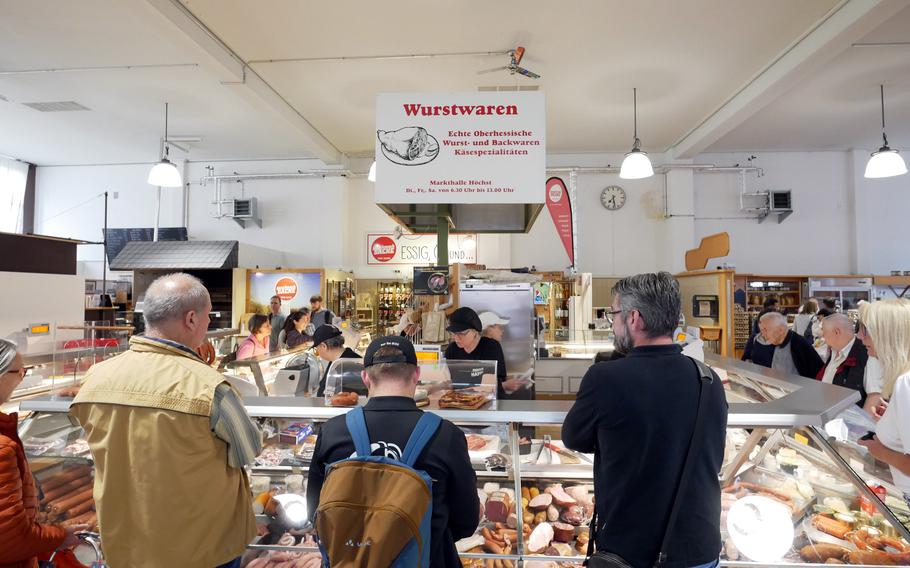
[821,337,856,384]
[876,372,910,494]
[865,356,884,395]
[793,313,814,336]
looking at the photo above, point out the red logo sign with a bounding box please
[275,277,298,301]
[371,236,397,262]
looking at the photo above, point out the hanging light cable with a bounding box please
[620,88,654,179]
[147,102,183,187]
[864,84,907,179]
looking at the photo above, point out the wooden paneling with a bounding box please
[0,232,77,275]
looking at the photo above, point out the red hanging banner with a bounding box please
[545,177,574,266]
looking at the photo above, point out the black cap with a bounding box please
[312,324,343,347]
[446,306,482,333]
[363,335,418,367]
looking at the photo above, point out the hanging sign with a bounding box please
[545,177,574,266]
[366,233,478,265]
[375,92,545,204]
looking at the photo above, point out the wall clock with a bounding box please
[600,185,626,211]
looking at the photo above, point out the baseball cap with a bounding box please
[312,324,343,347]
[478,311,510,330]
[363,336,418,367]
[446,306,482,333]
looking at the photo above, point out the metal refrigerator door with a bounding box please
[458,284,535,375]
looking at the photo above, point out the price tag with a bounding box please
[793,433,810,445]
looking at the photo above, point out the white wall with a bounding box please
[0,272,83,351]
[33,150,910,280]
[694,152,856,275]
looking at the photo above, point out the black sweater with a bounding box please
[563,345,728,568]
[307,397,479,568]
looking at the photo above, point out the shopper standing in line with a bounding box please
[563,272,728,568]
[307,336,479,568]
[761,311,824,379]
[817,313,873,408]
[71,273,261,568]
[742,296,779,362]
[793,298,819,337]
[309,295,336,330]
[857,300,910,501]
[236,314,271,360]
[0,339,87,568]
[267,295,286,352]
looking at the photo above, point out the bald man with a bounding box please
[760,311,824,379]
[819,313,872,408]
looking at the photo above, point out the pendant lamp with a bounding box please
[147,103,183,187]
[368,160,377,182]
[864,85,907,179]
[619,88,654,180]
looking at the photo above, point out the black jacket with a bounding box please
[779,330,824,379]
[821,339,869,407]
[315,347,361,397]
[562,345,728,568]
[307,397,479,568]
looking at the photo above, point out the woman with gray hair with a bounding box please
[0,339,87,565]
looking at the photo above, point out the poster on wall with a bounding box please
[366,233,478,265]
[247,271,322,314]
[375,92,545,204]
[545,177,574,266]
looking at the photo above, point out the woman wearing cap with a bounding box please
[237,314,271,360]
[445,307,527,399]
[479,311,508,343]
[0,339,87,567]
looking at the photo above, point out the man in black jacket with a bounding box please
[563,272,728,568]
[761,312,824,379]
[307,336,479,568]
[819,313,872,407]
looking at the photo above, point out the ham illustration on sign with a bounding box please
[371,236,397,263]
[275,277,298,302]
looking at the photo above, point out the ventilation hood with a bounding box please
[378,203,544,233]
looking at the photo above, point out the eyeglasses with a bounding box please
[5,365,33,379]
[605,309,623,326]
[452,329,475,338]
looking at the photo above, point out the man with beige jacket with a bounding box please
[72,273,261,568]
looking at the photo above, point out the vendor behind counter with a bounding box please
[444,307,534,400]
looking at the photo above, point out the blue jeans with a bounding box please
[215,558,241,568]
[691,560,718,568]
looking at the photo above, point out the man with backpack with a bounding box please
[307,336,479,568]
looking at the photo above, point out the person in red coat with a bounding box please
[0,339,85,568]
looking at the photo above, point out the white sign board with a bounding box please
[375,92,545,204]
[366,233,478,265]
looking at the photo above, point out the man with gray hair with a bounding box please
[760,311,823,379]
[71,273,261,568]
[819,313,874,408]
[563,272,728,568]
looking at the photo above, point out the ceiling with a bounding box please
[1,0,907,166]
[708,4,910,152]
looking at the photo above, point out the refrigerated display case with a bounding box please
[809,277,874,311]
[19,355,910,567]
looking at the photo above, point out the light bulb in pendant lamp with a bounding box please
[461,235,477,251]
[865,84,907,179]
[368,161,377,182]
[148,102,183,188]
[619,88,654,180]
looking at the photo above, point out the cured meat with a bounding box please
[546,504,559,522]
[527,522,554,553]
[40,467,90,492]
[561,505,585,526]
[552,522,576,543]
[456,534,486,553]
[49,487,94,513]
[486,491,511,523]
[466,434,488,451]
[528,493,552,510]
[799,543,849,563]
[547,484,577,507]
[565,485,591,502]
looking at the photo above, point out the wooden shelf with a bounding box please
[875,276,910,286]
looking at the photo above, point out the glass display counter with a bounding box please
[21,355,910,567]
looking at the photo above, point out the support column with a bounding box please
[436,205,449,268]
[664,168,696,273]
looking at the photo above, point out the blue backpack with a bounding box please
[316,406,440,567]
